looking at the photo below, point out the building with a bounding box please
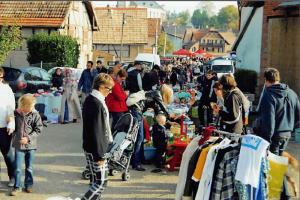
[129,1,166,21]
[144,18,161,54]
[182,29,236,56]
[93,7,148,62]
[233,0,300,95]
[161,23,186,50]
[0,1,98,68]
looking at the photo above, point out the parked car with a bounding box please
[135,53,160,72]
[210,59,235,79]
[2,66,52,98]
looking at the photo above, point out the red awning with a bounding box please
[172,48,194,57]
[194,49,206,54]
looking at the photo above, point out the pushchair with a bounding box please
[82,112,139,181]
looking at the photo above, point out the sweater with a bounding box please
[106,79,128,112]
[0,82,15,129]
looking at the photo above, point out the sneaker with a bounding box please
[25,187,33,193]
[8,178,15,187]
[10,188,22,196]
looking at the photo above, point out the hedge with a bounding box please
[234,68,258,94]
[27,32,80,68]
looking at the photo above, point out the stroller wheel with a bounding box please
[122,172,130,181]
[109,169,118,176]
[82,170,91,180]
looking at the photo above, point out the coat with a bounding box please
[60,70,82,122]
[78,69,94,94]
[13,110,43,150]
[82,95,111,161]
[105,79,128,113]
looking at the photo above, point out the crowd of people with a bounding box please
[0,54,299,200]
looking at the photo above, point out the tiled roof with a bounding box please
[192,30,209,41]
[219,31,237,45]
[0,1,71,27]
[183,28,198,43]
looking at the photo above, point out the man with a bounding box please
[126,61,143,94]
[111,61,122,78]
[78,61,94,105]
[142,64,160,91]
[95,60,108,74]
[0,67,15,187]
[258,68,300,200]
[82,73,115,200]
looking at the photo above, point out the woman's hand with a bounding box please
[20,137,29,145]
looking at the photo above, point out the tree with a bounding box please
[27,32,80,68]
[166,10,191,26]
[196,1,216,17]
[191,9,209,29]
[0,25,22,65]
[157,32,174,57]
[217,5,239,31]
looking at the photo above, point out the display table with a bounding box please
[167,141,188,171]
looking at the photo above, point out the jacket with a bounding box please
[82,95,110,161]
[152,124,168,149]
[0,82,15,129]
[51,73,63,89]
[199,77,217,106]
[106,79,128,112]
[142,71,159,91]
[219,89,244,134]
[126,90,169,118]
[78,69,94,94]
[13,110,43,150]
[258,83,300,142]
[126,67,143,93]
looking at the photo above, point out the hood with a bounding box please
[266,83,289,99]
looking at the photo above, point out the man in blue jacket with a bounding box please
[78,61,95,105]
[258,68,300,200]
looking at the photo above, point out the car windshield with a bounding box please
[3,68,21,81]
[212,65,233,73]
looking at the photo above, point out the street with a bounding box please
[0,122,178,200]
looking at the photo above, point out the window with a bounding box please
[40,70,51,81]
[202,39,206,43]
[215,40,218,44]
[212,48,214,52]
[192,47,196,52]
[25,70,43,81]
[96,44,130,58]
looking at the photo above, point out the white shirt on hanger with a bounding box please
[195,138,231,200]
[235,134,269,188]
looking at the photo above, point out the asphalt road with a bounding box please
[0,123,178,200]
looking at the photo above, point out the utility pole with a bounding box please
[154,18,158,54]
[120,13,125,63]
[163,32,167,57]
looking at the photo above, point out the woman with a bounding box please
[82,73,115,200]
[106,69,128,132]
[51,68,63,89]
[126,84,174,171]
[0,67,15,187]
[60,69,81,124]
[211,74,245,134]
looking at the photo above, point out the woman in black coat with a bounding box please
[51,68,63,89]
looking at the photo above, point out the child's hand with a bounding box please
[20,137,29,145]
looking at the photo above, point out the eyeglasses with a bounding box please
[104,86,113,92]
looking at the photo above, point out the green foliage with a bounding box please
[27,32,80,67]
[158,32,174,56]
[191,9,209,29]
[166,10,191,26]
[217,5,239,32]
[234,69,258,93]
[0,25,22,65]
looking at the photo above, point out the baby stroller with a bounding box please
[82,112,139,181]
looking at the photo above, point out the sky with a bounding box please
[93,1,237,14]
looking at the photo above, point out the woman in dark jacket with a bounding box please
[51,68,63,89]
[212,74,244,134]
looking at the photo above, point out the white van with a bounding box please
[134,53,160,72]
[211,59,235,79]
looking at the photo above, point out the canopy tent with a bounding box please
[172,49,195,57]
[194,49,213,58]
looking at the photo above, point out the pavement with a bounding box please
[0,123,178,200]
[0,122,299,200]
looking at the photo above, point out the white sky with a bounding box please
[93,1,237,14]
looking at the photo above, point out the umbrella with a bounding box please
[172,48,194,57]
[194,49,207,54]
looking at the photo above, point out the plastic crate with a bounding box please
[144,146,156,161]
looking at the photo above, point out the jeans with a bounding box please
[130,109,144,168]
[14,149,35,189]
[270,135,291,200]
[0,128,15,179]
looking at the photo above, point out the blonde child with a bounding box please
[151,114,168,173]
[10,94,43,196]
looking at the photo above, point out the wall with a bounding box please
[266,17,300,96]
[236,6,263,72]
[93,50,115,65]
[168,35,182,51]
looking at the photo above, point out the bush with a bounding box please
[27,32,80,68]
[234,68,258,93]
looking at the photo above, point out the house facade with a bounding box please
[0,1,97,68]
[93,7,148,62]
[234,0,300,95]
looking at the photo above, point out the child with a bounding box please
[151,114,169,173]
[10,94,43,196]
